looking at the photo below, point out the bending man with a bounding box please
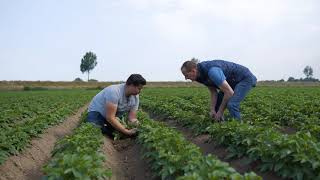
[181,59,256,121]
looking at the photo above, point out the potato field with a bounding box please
[0,86,319,180]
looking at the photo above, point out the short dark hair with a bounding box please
[126,74,146,86]
[181,58,199,72]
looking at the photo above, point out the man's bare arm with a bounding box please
[208,87,218,116]
[216,80,234,116]
[105,102,136,135]
[128,110,138,121]
[128,110,140,126]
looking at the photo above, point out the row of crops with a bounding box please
[0,88,260,179]
[38,108,262,179]
[1,87,319,179]
[139,87,320,180]
[0,90,97,164]
[43,113,112,179]
[137,111,261,179]
[43,111,262,179]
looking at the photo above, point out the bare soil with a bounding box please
[103,137,156,180]
[0,105,88,180]
[279,126,297,135]
[1,103,287,180]
[0,105,156,180]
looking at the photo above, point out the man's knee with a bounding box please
[227,101,241,119]
[227,101,239,110]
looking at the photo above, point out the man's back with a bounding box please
[88,83,139,118]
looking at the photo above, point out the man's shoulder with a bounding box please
[105,83,124,92]
[100,84,124,98]
[208,67,224,77]
[199,60,226,67]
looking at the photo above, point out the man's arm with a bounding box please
[208,86,218,117]
[128,110,137,121]
[128,96,140,124]
[215,80,234,120]
[105,102,136,136]
[128,110,139,124]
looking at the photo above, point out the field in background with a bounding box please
[140,86,320,179]
[1,85,320,179]
[1,80,320,91]
[0,81,202,90]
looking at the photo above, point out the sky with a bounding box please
[1,0,319,81]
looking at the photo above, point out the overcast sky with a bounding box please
[1,0,319,81]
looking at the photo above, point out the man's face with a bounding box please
[129,84,144,95]
[182,68,197,81]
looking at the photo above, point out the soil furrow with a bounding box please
[148,112,285,180]
[0,105,88,180]
[102,137,156,180]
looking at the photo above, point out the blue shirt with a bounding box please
[196,60,256,89]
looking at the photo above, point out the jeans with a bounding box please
[87,111,115,137]
[215,75,257,120]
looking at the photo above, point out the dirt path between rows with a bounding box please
[102,137,157,180]
[148,113,285,180]
[0,105,89,180]
[0,105,157,180]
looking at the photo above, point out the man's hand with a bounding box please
[214,111,224,122]
[124,128,138,136]
[210,109,217,118]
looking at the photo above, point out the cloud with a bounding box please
[152,10,207,44]
[148,0,292,45]
[139,0,289,23]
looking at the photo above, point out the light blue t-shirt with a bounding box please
[208,67,226,87]
[88,83,139,118]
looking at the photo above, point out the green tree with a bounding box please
[303,65,313,79]
[80,52,97,81]
[287,77,295,82]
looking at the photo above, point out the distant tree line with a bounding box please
[287,66,319,82]
[73,77,98,82]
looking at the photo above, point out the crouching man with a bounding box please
[87,74,146,138]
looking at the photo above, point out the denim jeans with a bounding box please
[215,75,256,120]
[87,111,115,137]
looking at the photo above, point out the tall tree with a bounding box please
[303,66,313,79]
[80,52,97,81]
